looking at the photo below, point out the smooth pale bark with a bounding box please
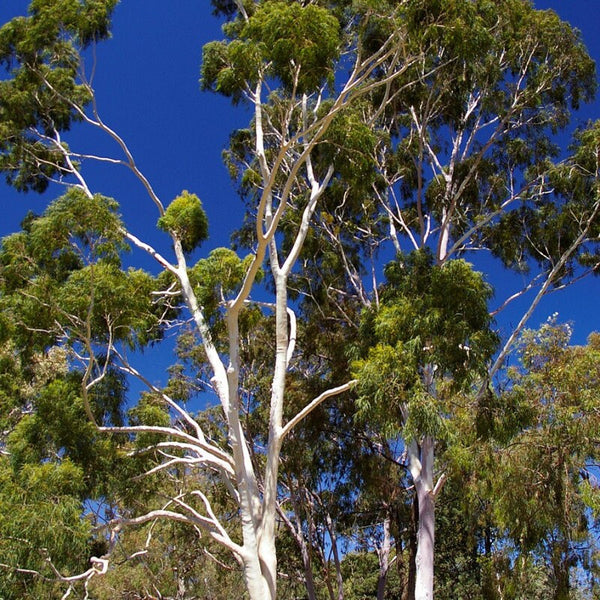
[408,436,435,600]
[404,496,418,600]
[257,274,289,599]
[325,512,345,600]
[408,438,447,600]
[376,515,392,600]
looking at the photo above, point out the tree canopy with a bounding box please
[0,1,599,599]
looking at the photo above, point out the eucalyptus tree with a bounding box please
[477,322,600,599]
[0,1,430,598]
[349,250,499,600]
[221,1,600,598]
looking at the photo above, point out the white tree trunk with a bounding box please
[376,514,392,600]
[409,435,435,600]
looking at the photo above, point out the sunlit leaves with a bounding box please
[353,250,498,439]
[0,189,124,292]
[32,188,125,264]
[189,246,259,330]
[59,263,164,345]
[201,0,341,98]
[380,251,497,379]
[0,1,117,191]
[0,339,122,598]
[157,190,209,254]
[485,120,600,278]
[0,190,170,349]
[201,39,262,103]
[0,457,92,599]
[318,103,381,189]
[243,1,340,93]
[461,322,600,583]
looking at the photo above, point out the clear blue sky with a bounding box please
[0,1,599,348]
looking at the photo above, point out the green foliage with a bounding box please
[447,322,600,598]
[157,190,209,253]
[398,0,596,126]
[0,0,117,191]
[0,190,173,351]
[0,457,92,599]
[0,1,599,598]
[0,338,118,599]
[59,262,165,346]
[89,510,249,599]
[341,550,404,600]
[353,250,498,438]
[30,188,125,264]
[1,189,124,290]
[242,1,340,93]
[341,552,381,599]
[318,102,382,190]
[201,0,341,98]
[487,120,600,277]
[6,369,125,494]
[189,246,260,329]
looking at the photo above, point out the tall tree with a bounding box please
[1,1,600,599]
[221,1,600,598]
[0,1,427,598]
[351,251,498,600]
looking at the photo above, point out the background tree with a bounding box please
[472,322,600,600]
[0,0,427,598]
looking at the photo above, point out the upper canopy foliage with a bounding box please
[202,0,341,100]
[0,0,117,191]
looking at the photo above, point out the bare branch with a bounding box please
[281,380,357,440]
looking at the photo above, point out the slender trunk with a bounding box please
[281,487,319,600]
[414,482,434,600]
[325,512,344,600]
[405,495,418,600]
[551,541,571,600]
[225,308,272,600]
[409,436,435,600]
[323,566,337,600]
[300,539,319,600]
[377,515,392,600]
[258,274,290,600]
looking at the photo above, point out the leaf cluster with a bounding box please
[0,0,117,191]
[0,189,173,350]
[157,190,209,254]
[201,0,341,100]
[352,250,498,438]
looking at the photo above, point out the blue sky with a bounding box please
[0,0,599,350]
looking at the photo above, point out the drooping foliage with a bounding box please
[352,250,498,438]
[0,0,118,191]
